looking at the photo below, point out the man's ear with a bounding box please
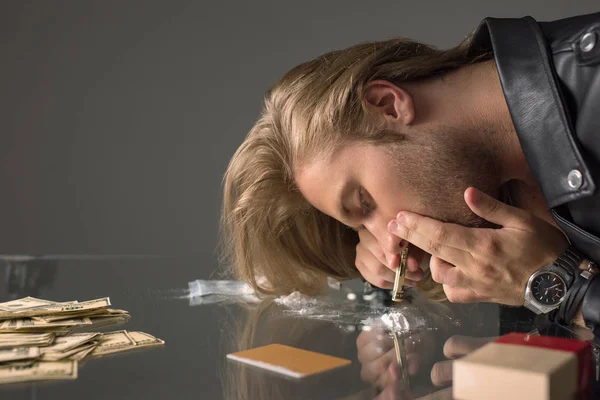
[363,80,414,127]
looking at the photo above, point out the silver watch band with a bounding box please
[523,295,545,315]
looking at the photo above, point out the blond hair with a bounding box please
[221,35,491,298]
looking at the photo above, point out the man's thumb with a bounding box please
[464,187,525,228]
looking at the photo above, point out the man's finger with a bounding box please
[358,229,391,267]
[355,256,394,289]
[402,248,425,281]
[356,247,395,283]
[393,212,474,251]
[361,267,394,289]
[430,360,453,387]
[464,187,529,229]
[388,219,472,267]
[404,278,418,287]
[429,256,471,288]
[442,284,486,303]
[405,266,424,282]
[356,330,379,352]
[361,348,396,385]
[443,335,497,359]
[357,331,395,363]
[373,363,413,400]
[407,246,426,272]
[356,330,376,354]
[385,252,399,270]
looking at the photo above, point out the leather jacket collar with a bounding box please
[469,16,596,209]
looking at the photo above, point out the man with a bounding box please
[222,12,600,334]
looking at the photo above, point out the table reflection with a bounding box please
[2,257,58,300]
[0,258,596,398]
[207,286,508,400]
[220,300,365,399]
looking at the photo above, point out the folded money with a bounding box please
[40,333,100,353]
[0,333,55,349]
[88,330,164,357]
[0,298,112,320]
[40,342,99,362]
[0,296,164,386]
[35,308,129,323]
[0,347,40,364]
[0,361,78,384]
[0,297,57,312]
[0,317,92,331]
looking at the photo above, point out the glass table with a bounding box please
[0,256,598,399]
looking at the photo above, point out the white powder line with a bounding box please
[226,354,305,378]
[275,291,318,311]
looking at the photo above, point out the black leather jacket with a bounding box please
[470,13,600,332]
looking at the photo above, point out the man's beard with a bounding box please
[387,124,503,229]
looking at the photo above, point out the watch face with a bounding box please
[531,272,566,306]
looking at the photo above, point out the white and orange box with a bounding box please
[453,332,594,399]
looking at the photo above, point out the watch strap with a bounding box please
[524,295,545,315]
[550,270,594,325]
[554,247,586,282]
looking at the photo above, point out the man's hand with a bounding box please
[430,335,496,387]
[355,228,425,289]
[356,329,422,390]
[387,187,569,305]
[356,329,454,399]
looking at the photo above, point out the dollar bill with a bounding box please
[68,344,97,361]
[40,342,98,362]
[36,308,129,323]
[0,347,40,363]
[0,298,111,320]
[128,331,165,348]
[69,317,131,336]
[11,328,73,337]
[87,330,165,358]
[40,333,99,353]
[0,297,56,312]
[88,331,136,357]
[0,360,36,369]
[43,330,165,360]
[89,314,130,328]
[0,333,55,348]
[0,318,92,331]
[105,309,130,315]
[0,361,77,384]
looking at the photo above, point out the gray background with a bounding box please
[0,2,596,399]
[0,0,598,269]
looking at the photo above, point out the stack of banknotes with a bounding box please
[0,296,164,385]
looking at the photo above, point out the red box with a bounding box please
[453,333,594,400]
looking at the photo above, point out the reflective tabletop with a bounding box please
[0,256,598,399]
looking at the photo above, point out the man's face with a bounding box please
[295,127,501,255]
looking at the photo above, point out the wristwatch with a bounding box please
[523,247,586,315]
